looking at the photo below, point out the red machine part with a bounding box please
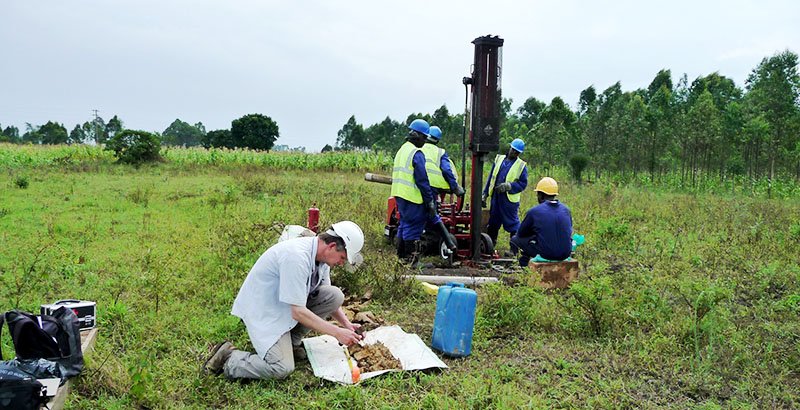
[308,203,320,233]
[386,197,397,225]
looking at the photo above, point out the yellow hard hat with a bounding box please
[535,177,558,195]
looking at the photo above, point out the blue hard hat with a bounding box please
[511,138,525,153]
[428,126,442,142]
[408,119,430,136]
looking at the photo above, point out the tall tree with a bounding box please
[106,115,124,140]
[336,115,367,150]
[517,97,546,129]
[68,124,87,144]
[578,86,598,117]
[203,129,234,148]
[689,73,742,109]
[0,125,20,143]
[647,69,673,101]
[529,97,577,167]
[231,113,280,151]
[366,116,403,152]
[38,121,69,144]
[745,50,800,195]
[645,85,674,180]
[685,90,723,185]
[162,119,204,147]
[586,82,622,177]
[89,116,109,144]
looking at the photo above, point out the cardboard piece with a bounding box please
[303,325,447,385]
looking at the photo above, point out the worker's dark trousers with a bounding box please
[487,224,516,252]
[510,235,540,267]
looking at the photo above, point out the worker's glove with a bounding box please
[425,200,437,218]
[481,193,488,208]
[496,182,512,193]
[453,185,466,197]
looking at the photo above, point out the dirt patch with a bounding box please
[348,342,401,373]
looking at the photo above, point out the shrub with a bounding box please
[106,130,161,164]
[477,283,548,336]
[569,153,590,184]
[14,175,29,189]
[563,276,616,337]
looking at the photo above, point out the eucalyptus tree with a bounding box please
[744,50,800,195]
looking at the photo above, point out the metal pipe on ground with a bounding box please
[405,275,498,286]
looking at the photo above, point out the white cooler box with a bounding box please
[40,299,97,330]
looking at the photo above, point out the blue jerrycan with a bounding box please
[431,282,477,357]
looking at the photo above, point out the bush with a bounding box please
[105,130,161,164]
[13,175,29,189]
[569,153,590,183]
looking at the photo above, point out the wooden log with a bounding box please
[48,328,99,410]
[528,260,579,290]
[364,173,393,185]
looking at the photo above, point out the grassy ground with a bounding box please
[1,162,799,409]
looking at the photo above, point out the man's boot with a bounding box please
[202,341,235,375]
[505,232,519,257]
[406,240,421,268]
[396,237,407,259]
[487,225,500,250]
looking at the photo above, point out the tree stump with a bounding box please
[528,260,579,290]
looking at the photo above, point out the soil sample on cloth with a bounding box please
[348,342,401,373]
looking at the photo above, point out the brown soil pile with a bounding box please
[348,342,401,373]
[340,295,385,332]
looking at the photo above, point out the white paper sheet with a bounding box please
[303,325,448,385]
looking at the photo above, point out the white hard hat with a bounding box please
[329,221,364,264]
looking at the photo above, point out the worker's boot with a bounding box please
[406,240,421,268]
[201,341,235,375]
[487,225,500,250]
[505,233,519,258]
[396,238,407,259]
[435,221,457,253]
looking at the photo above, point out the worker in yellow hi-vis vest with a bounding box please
[421,125,463,253]
[482,138,529,253]
[423,126,465,197]
[391,118,437,265]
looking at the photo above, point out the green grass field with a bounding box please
[1,146,799,409]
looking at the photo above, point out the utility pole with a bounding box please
[92,109,100,144]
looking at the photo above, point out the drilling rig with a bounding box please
[367,35,505,266]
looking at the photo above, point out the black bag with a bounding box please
[3,358,63,385]
[0,364,45,410]
[1,307,84,378]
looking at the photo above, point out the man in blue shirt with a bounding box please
[482,138,528,252]
[511,177,573,267]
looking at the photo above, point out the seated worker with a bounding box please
[510,177,573,267]
[202,221,365,380]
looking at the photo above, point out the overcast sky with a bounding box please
[1,1,798,151]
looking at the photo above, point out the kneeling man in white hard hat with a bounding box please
[203,221,365,380]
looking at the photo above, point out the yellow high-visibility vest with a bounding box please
[487,154,526,205]
[421,143,457,190]
[391,141,423,203]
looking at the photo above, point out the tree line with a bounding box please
[0,113,285,151]
[334,50,800,189]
